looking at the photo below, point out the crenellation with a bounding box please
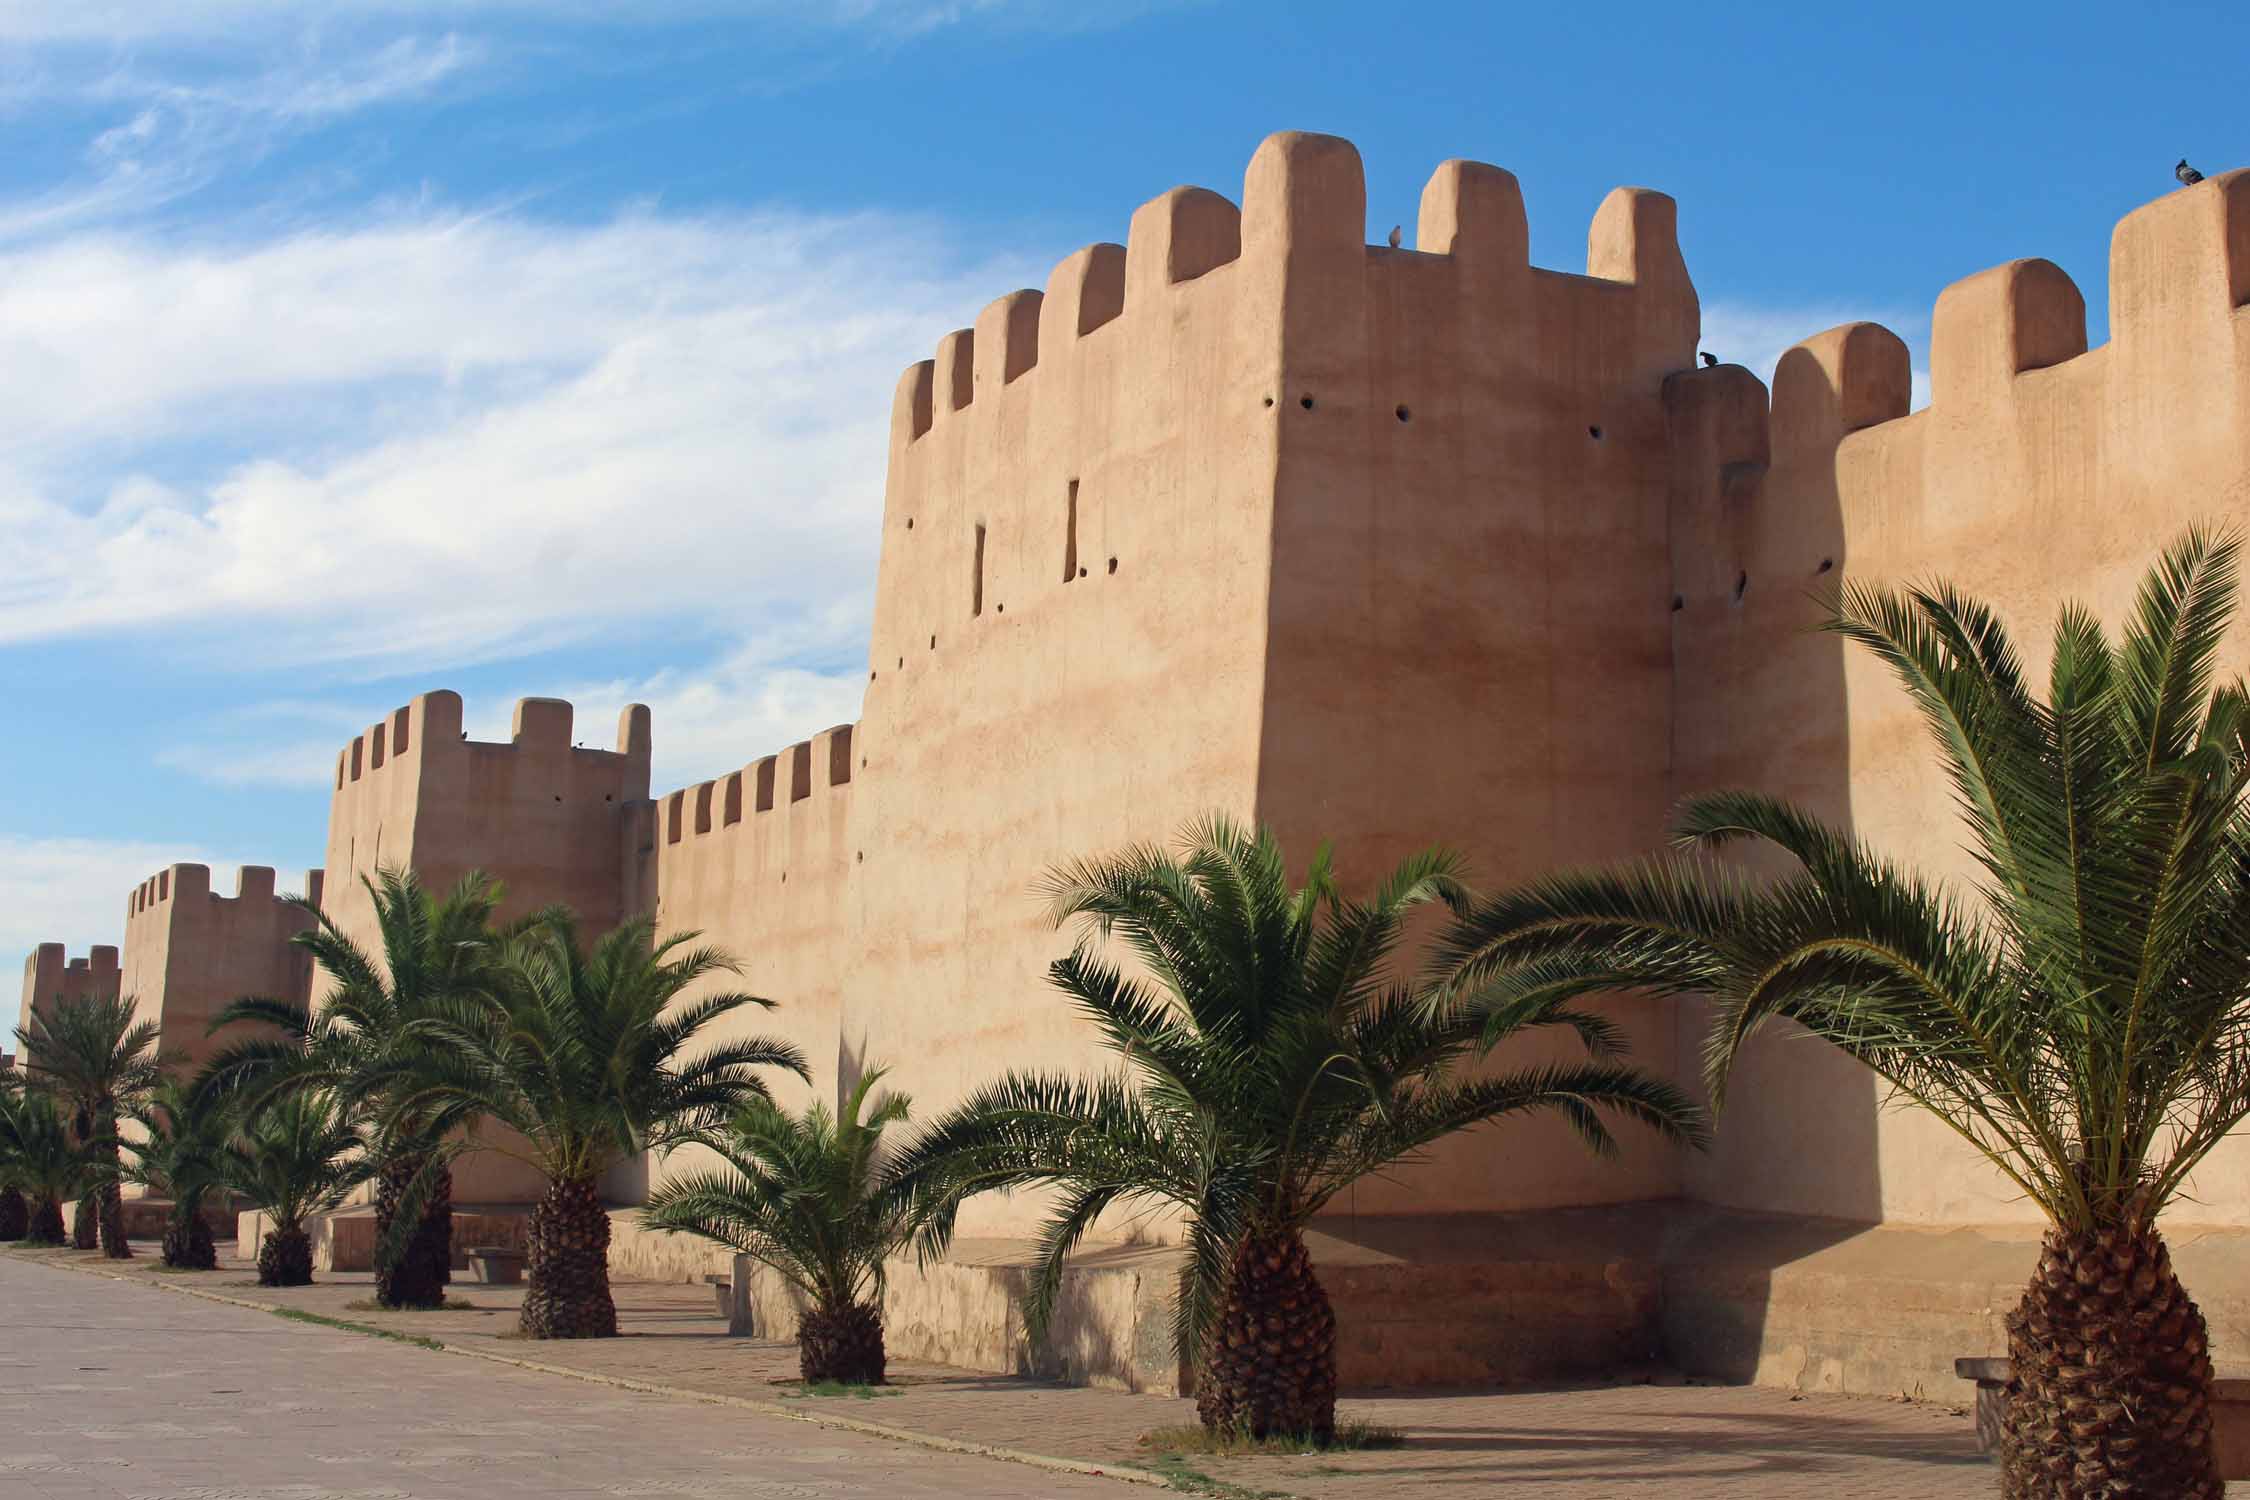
[1415,158,1528,264]
[974,289,1043,388]
[935,328,975,414]
[1769,322,1913,474]
[1039,243,1127,357]
[1124,185,1242,300]
[1928,257,2088,411]
[891,359,936,447]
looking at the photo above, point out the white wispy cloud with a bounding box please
[0,205,1034,668]
[0,1,1195,45]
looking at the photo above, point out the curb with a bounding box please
[16,1250,1173,1492]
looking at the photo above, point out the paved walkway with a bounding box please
[0,1249,1130,1499]
[5,1242,1994,1498]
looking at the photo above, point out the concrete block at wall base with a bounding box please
[241,1204,534,1273]
[67,1195,237,1241]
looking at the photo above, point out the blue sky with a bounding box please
[4,0,2245,1027]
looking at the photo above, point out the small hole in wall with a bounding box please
[996,602,1004,614]
[781,872,787,884]
[1300,395,1315,410]
[861,756,867,768]
[929,634,936,649]
[1395,405,1411,422]
[1588,425,1603,440]
[1107,557,1119,574]
[856,851,864,864]
[897,656,904,669]
[553,795,562,804]
[1671,595,1684,613]
[1078,567,1088,579]
[905,518,914,530]
[1733,571,1749,603]
[1262,395,1274,408]
[869,670,877,681]
[1817,558,1835,574]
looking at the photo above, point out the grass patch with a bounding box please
[344,1297,478,1312]
[1135,1454,1293,1500]
[149,1263,215,1274]
[775,1380,901,1400]
[270,1306,443,1351]
[1140,1420,1403,1458]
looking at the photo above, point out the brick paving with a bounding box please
[7,1241,1994,1498]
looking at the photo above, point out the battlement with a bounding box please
[332,690,652,795]
[657,723,855,849]
[889,132,1693,448]
[125,863,323,922]
[867,129,1704,742]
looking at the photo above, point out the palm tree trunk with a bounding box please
[2002,1218,2222,1497]
[28,1195,65,1246]
[373,1151,454,1308]
[161,1204,216,1270]
[69,1194,98,1249]
[520,1174,615,1338]
[259,1221,315,1286]
[98,1178,131,1259]
[797,1296,885,1384]
[1195,1229,1338,1442]
[0,1186,27,1241]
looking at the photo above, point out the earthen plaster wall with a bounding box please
[119,864,322,1070]
[321,689,652,1199]
[632,133,1714,1231]
[16,943,121,1072]
[1665,169,2250,1226]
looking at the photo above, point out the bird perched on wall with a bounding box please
[1386,225,1401,248]
[1700,352,1718,368]
[2177,159,2205,186]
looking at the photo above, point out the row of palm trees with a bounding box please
[10,529,2245,1496]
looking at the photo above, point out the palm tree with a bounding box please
[222,1091,375,1286]
[0,1066,28,1241]
[0,1087,101,1246]
[398,911,807,1338]
[1430,528,2250,1499]
[207,867,503,1308]
[899,816,1704,1441]
[121,1078,235,1270]
[14,993,164,1258]
[643,1067,919,1383]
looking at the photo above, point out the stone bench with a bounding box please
[705,1261,755,1336]
[1956,1358,2250,1477]
[466,1246,527,1285]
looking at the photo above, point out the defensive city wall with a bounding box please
[20,132,2250,1397]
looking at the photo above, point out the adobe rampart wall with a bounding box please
[1665,168,2250,1225]
[119,864,322,1069]
[15,943,121,1072]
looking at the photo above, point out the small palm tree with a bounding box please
[222,1091,375,1286]
[0,1087,101,1246]
[14,993,164,1258]
[644,1067,919,1383]
[121,1078,235,1270]
[208,867,503,1308]
[1431,528,2250,1499]
[0,1066,28,1241]
[398,911,808,1338]
[901,817,1704,1441]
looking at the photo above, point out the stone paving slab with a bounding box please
[9,1240,1994,1498]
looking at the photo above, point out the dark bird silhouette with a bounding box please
[1700,352,1718,368]
[1386,225,1402,249]
[2178,159,2205,187]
